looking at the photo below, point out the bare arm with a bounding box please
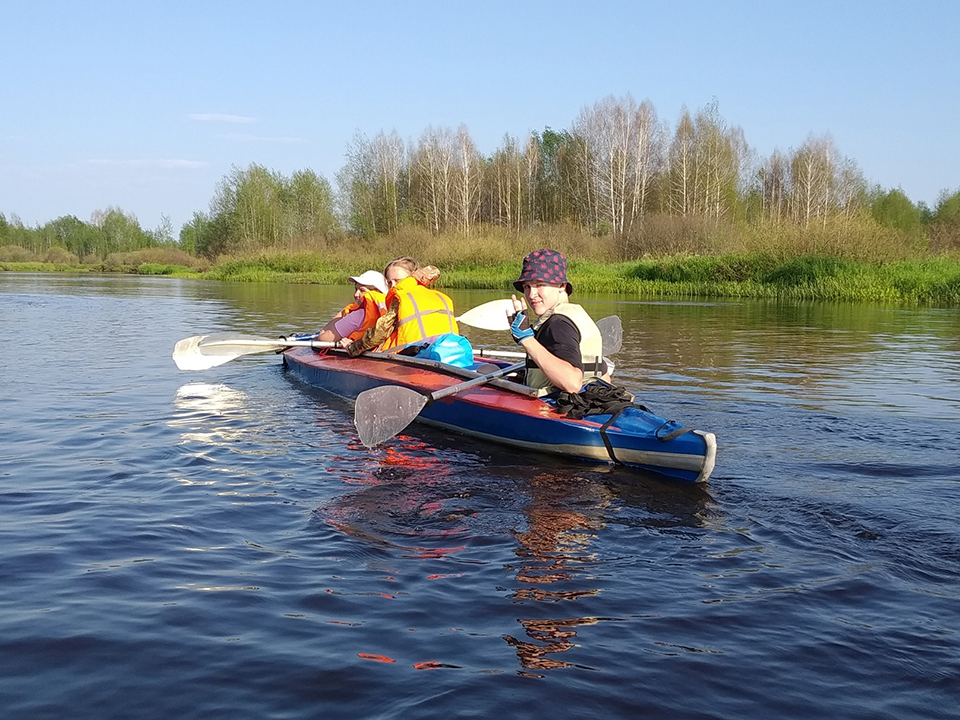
[517,336,584,392]
[508,294,583,393]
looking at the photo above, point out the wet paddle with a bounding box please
[172,333,335,371]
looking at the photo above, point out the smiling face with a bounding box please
[522,281,566,316]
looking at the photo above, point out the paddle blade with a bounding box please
[597,315,623,355]
[456,298,515,331]
[354,386,428,447]
[172,333,287,371]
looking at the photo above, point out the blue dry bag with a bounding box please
[414,333,474,368]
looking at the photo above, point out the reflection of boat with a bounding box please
[283,347,717,483]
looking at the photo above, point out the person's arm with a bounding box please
[517,336,583,393]
[508,299,584,393]
[317,307,365,344]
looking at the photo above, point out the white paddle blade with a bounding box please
[172,333,286,371]
[354,386,428,447]
[456,298,516,331]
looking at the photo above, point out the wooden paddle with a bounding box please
[355,312,623,447]
[172,333,335,371]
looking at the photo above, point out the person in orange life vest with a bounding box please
[507,249,608,393]
[316,270,387,348]
[346,256,458,356]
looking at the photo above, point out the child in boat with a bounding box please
[508,248,609,393]
[346,256,459,355]
[316,270,388,348]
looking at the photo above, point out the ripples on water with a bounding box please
[1,278,958,718]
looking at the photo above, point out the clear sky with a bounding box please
[2,0,958,235]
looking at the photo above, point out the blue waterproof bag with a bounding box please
[414,333,474,368]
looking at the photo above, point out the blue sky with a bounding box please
[2,0,957,235]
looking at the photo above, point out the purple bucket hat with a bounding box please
[513,248,573,296]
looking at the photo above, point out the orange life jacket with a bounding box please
[378,276,459,351]
[343,290,387,341]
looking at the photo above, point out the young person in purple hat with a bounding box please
[508,248,608,393]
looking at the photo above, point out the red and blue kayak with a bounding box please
[282,346,717,483]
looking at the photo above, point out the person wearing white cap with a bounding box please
[316,270,388,347]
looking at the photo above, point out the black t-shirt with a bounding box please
[525,314,583,371]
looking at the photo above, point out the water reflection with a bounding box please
[503,470,716,675]
[318,438,472,559]
[504,472,608,674]
[170,382,253,448]
[316,433,719,675]
[613,299,960,420]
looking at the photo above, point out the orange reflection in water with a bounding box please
[506,472,612,674]
[319,436,469,560]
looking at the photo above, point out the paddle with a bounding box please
[455,298,516,330]
[355,361,526,447]
[355,311,623,447]
[457,298,622,355]
[172,333,335,371]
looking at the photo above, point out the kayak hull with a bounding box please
[282,347,716,483]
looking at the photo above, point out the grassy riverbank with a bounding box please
[203,252,960,304]
[4,229,960,304]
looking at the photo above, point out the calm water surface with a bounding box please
[1,274,958,719]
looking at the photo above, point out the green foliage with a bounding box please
[203,163,338,258]
[933,189,960,225]
[928,189,960,251]
[101,247,209,273]
[0,244,40,262]
[871,188,921,233]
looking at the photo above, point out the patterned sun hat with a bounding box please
[512,248,573,296]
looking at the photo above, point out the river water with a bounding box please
[1,273,958,719]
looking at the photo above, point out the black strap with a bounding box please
[599,407,626,464]
[656,423,693,442]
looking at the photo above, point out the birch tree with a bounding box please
[789,134,837,227]
[666,107,696,217]
[409,126,456,233]
[486,134,524,230]
[757,149,790,222]
[572,94,663,234]
[452,124,483,233]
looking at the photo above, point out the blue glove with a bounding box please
[510,311,534,344]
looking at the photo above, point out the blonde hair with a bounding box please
[383,256,419,276]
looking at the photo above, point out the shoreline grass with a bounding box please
[5,247,960,305]
[197,251,960,305]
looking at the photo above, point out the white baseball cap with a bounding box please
[349,270,387,294]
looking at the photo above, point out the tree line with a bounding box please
[3,95,959,262]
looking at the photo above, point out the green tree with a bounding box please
[91,207,150,257]
[929,189,960,249]
[336,131,407,238]
[933,189,960,225]
[41,215,99,261]
[870,188,920,233]
[286,169,337,242]
[205,164,338,255]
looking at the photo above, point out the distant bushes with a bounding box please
[101,247,209,273]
